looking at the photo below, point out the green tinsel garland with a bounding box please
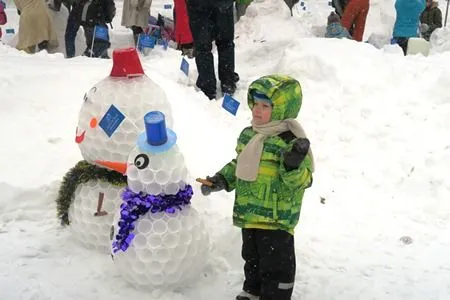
[56,160,127,225]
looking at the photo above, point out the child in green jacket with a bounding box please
[200,75,314,300]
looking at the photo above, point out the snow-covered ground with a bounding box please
[1,0,450,299]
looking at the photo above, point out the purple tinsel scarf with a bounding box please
[112,184,193,253]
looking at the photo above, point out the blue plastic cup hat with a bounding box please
[252,91,272,105]
[137,111,177,154]
[145,111,167,145]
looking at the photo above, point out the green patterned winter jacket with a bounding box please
[218,75,313,234]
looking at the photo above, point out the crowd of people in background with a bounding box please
[328,0,443,55]
[0,0,445,91]
[392,0,442,55]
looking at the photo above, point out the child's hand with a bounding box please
[283,138,310,171]
[200,174,228,196]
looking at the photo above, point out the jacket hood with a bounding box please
[247,75,302,121]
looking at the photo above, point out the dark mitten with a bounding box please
[283,138,310,171]
[200,174,228,196]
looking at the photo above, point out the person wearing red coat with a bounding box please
[0,1,6,39]
[174,0,194,57]
[341,0,369,41]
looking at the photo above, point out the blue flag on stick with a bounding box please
[222,94,240,116]
[138,34,156,49]
[180,58,189,76]
[94,25,109,41]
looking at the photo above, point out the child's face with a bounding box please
[252,101,272,125]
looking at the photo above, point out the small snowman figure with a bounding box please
[56,48,174,253]
[109,111,209,290]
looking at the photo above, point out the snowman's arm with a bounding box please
[196,178,213,186]
[94,192,108,216]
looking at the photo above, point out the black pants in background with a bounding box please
[65,4,110,59]
[241,229,296,300]
[186,0,236,99]
[394,37,409,56]
[83,26,111,58]
[65,7,80,58]
[131,25,144,46]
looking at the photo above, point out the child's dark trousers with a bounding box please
[241,228,296,300]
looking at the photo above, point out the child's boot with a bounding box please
[235,291,260,300]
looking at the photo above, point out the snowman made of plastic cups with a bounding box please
[56,48,174,254]
[109,111,209,290]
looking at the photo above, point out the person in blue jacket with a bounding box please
[392,0,426,55]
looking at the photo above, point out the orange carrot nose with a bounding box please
[95,160,128,175]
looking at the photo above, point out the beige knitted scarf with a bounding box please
[235,119,315,181]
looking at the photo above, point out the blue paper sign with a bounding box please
[5,28,15,34]
[99,105,125,137]
[222,94,240,115]
[139,34,156,49]
[180,58,189,76]
[164,4,172,9]
[94,25,109,41]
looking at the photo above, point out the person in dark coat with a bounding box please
[420,0,442,41]
[186,0,239,100]
[49,0,73,12]
[64,0,115,58]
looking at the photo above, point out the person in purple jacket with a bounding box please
[392,0,426,55]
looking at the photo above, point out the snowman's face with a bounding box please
[126,146,188,195]
[75,76,174,167]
